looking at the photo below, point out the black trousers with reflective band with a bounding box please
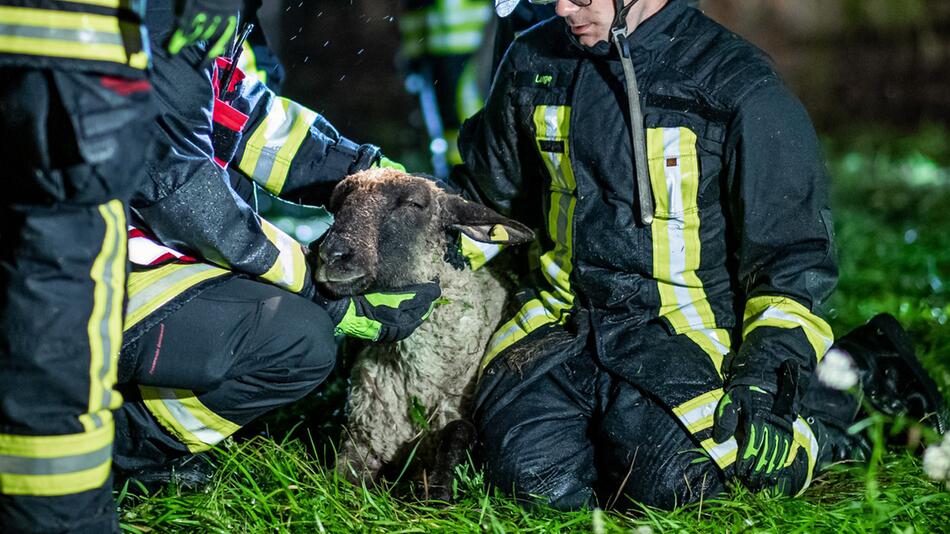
[0,68,154,533]
[475,320,860,511]
[113,277,337,472]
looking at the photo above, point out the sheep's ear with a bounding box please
[444,195,534,245]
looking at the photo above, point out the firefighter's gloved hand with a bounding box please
[712,384,796,491]
[374,156,407,172]
[315,282,441,342]
[168,0,240,60]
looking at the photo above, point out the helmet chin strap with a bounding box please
[610,0,654,225]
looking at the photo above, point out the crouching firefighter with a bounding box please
[453,0,948,510]
[109,5,440,488]
[0,0,240,530]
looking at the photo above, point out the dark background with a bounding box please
[253,0,950,162]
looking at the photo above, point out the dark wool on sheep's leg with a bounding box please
[112,278,337,474]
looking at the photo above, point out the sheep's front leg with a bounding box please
[426,419,478,502]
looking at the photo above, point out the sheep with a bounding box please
[313,167,534,498]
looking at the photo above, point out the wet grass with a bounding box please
[119,126,950,533]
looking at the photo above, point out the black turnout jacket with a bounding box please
[455,0,837,396]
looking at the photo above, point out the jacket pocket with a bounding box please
[646,126,701,219]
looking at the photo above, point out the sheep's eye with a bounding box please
[400,197,427,210]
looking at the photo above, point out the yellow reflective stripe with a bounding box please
[684,328,731,377]
[84,201,126,433]
[103,202,126,412]
[140,387,240,454]
[674,389,737,469]
[649,127,717,334]
[460,234,502,271]
[480,298,559,373]
[125,263,230,331]
[743,295,834,362]
[238,97,318,196]
[701,436,738,470]
[455,58,483,122]
[0,7,124,32]
[0,421,113,496]
[673,389,723,434]
[238,40,267,86]
[259,218,307,293]
[0,7,145,68]
[790,416,819,495]
[533,105,577,308]
[64,0,124,6]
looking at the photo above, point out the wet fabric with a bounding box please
[0,67,154,533]
[113,278,337,471]
[475,316,857,510]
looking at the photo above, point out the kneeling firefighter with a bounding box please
[110,1,440,486]
[452,0,948,509]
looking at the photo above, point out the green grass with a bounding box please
[120,126,950,533]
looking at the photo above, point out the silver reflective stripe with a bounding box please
[661,127,704,330]
[758,306,834,356]
[428,31,483,51]
[427,5,491,28]
[705,437,738,464]
[155,388,227,447]
[0,23,123,46]
[126,263,223,325]
[0,444,111,476]
[96,204,124,420]
[678,399,717,431]
[485,304,549,354]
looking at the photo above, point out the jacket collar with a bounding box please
[564,0,688,57]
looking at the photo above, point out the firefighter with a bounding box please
[399,0,493,172]
[108,0,439,487]
[0,0,238,530]
[452,0,948,509]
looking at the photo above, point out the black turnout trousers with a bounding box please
[0,68,154,533]
[113,277,337,472]
[475,318,861,511]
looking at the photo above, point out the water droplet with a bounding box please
[904,228,918,244]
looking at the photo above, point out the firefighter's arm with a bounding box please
[712,81,837,493]
[132,141,313,298]
[225,74,382,206]
[724,80,838,388]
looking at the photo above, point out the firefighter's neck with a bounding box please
[623,0,669,35]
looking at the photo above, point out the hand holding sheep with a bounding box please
[312,281,442,342]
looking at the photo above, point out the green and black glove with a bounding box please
[168,0,241,60]
[712,360,802,492]
[315,282,441,343]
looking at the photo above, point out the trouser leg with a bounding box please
[595,377,727,510]
[113,278,337,471]
[0,69,152,533]
[476,346,598,511]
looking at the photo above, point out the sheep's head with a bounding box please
[314,167,533,297]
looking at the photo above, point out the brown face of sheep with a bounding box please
[315,169,534,298]
[315,172,436,297]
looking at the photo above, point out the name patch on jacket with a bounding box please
[514,72,565,88]
[538,139,565,153]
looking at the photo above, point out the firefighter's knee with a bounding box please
[259,294,337,388]
[623,455,726,510]
[487,455,594,511]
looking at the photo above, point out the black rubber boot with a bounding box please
[835,313,948,437]
[115,454,216,496]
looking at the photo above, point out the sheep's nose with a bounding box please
[318,235,353,266]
